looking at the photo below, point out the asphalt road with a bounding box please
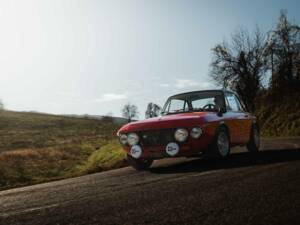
[0,138,300,225]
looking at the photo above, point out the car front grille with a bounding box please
[138,129,175,147]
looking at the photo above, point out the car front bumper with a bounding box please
[121,135,214,159]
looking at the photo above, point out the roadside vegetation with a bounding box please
[0,110,126,190]
[210,11,300,136]
[256,91,300,137]
[78,140,127,174]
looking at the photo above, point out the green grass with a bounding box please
[0,110,126,190]
[78,140,127,174]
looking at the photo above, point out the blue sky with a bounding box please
[0,0,299,117]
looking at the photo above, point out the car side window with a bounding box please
[234,95,245,112]
[226,94,240,112]
[191,97,214,110]
[168,99,188,113]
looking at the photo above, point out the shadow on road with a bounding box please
[150,148,300,174]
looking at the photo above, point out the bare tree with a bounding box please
[122,103,139,123]
[145,103,161,119]
[210,26,267,112]
[264,10,300,90]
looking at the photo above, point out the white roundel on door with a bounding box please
[165,142,179,156]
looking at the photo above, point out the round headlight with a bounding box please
[119,134,128,145]
[130,145,142,159]
[190,127,203,139]
[174,128,189,142]
[127,133,139,146]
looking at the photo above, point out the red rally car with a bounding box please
[117,90,260,170]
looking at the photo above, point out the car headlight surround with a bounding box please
[174,128,189,142]
[127,133,140,146]
[119,134,128,145]
[190,127,203,139]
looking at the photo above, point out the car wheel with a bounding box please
[127,155,153,171]
[247,124,260,153]
[205,126,230,158]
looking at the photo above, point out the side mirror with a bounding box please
[217,107,226,117]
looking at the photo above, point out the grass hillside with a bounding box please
[256,91,300,137]
[1,94,299,190]
[0,110,127,190]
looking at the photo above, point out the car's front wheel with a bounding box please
[205,126,231,158]
[127,155,153,171]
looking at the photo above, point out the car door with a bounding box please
[233,94,253,144]
[224,93,246,145]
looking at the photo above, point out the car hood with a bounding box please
[118,112,211,133]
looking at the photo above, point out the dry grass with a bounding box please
[0,110,125,190]
[0,147,80,187]
[256,92,300,137]
[78,140,127,174]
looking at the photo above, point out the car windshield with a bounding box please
[162,91,225,115]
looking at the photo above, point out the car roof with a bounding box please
[169,89,236,99]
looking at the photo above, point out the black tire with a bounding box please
[205,126,231,158]
[127,155,153,171]
[247,124,260,153]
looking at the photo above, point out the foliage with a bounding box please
[210,11,300,136]
[256,11,300,136]
[256,91,300,137]
[264,11,300,91]
[122,103,139,122]
[78,140,127,174]
[145,102,162,119]
[210,27,267,112]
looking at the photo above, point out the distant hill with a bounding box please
[61,114,129,124]
[0,110,127,153]
[0,110,127,189]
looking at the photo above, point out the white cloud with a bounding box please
[159,83,171,88]
[57,91,77,98]
[94,93,127,103]
[174,79,200,89]
[156,78,215,90]
[199,81,215,89]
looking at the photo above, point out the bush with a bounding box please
[79,140,127,174]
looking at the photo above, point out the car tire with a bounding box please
[247,124,260,153]
[127,155,153,171]
[205,126,231,158]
